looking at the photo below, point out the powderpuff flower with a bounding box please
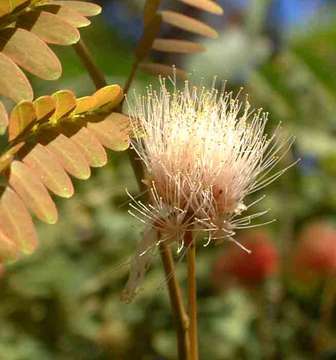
[293,221,336,279]
[128,79,293,248]
[122,79,293,301]
[212,230,279,287]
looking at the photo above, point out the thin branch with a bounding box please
[124,60,139,96]
[123,0,163,95]
[160,241,190,360]
[73,38,107,90]
[186,231,198,360]
[128,147,147,193]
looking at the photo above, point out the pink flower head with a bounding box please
[127,79,294,249]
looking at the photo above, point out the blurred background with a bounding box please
[1,0,336,359]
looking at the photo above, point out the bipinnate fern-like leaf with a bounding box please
[0,0,101,106]
[0,84,130,261]
[138,0,224,79]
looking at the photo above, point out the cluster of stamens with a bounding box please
[127,79,294,251]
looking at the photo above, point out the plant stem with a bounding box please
[73,38,107,89]
[186,231,198,360]
[128,147,146,193]
[123,60,139,95]
[159,241,190,360]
